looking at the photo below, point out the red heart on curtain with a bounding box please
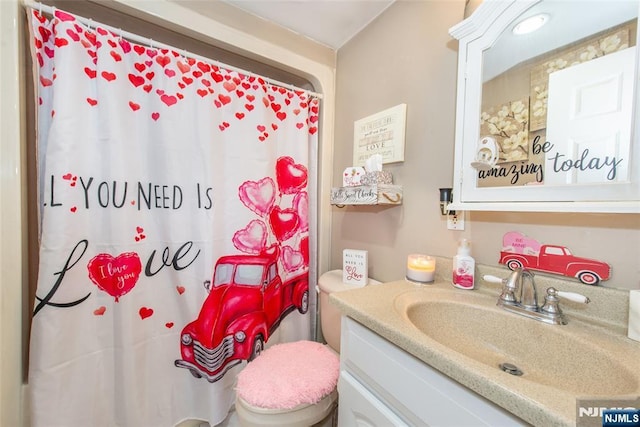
[232,220,267,255]
[292,191,309,233]
[54,10,76,22]
[197,62,211,73]
[238,177,275,217]
[128,73,144,87]
[160,94,177,106]
[299,236,309,266]
[156,55,170,68]
[119,39,132,53]
[38,25,51,42]
[139,307,154,319]
[65,29,79,42]
[177,61,190,73]
[101,71,116,82]
[87,252,142,302]
[84,31,96,46]
[275,156,307,195]
[40,76,53,87]
[282,245,304,272]
[269,206,299,242]
[260,244,280,259]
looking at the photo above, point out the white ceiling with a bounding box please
[221,0,396,49]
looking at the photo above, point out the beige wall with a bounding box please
[332,0,640,290]
[333,0,466,283]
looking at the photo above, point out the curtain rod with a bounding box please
[23,0,323,100]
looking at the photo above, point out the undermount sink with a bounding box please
[394,289,639,397]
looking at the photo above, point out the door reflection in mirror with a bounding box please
[478,1,637,189]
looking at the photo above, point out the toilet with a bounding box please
[235,270,379,427]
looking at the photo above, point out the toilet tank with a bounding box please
[318,270,380,352]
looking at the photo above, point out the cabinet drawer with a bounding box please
[340,317,525,426]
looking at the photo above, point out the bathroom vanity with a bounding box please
[338,317,525,426]
[330,267,639,427]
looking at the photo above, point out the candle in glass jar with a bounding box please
[406,254,436,283]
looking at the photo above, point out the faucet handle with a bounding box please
[540,287,566,324]
[483,274,506,284]
[556,290,590,304]
[484,274,518,305]
[540,287,590,325]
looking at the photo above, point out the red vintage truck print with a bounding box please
[499,231,610,285]
[175,252,308,382]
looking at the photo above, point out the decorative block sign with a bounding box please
[353,104,406,166]
[343,249,368,287]
[331,186,377,205]
[499,231,610,285]
[342,166,366,187]
[330,184,403,206]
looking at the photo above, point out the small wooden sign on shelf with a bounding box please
[330,184,403,206]
[343,249,368,287]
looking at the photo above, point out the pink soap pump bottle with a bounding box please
[452,238,475,290]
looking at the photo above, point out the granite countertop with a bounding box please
[329,261,640,427]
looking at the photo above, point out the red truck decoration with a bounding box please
[175,156,311,382]
[499,231,610,285]
[175,250,308,382]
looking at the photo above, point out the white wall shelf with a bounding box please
[330,184,402,206]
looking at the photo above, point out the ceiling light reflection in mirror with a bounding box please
[483,1,638,82]
[512,13,549,35]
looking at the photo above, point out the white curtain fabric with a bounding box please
[28,7,318,427]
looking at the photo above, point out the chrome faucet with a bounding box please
[499,268,538,310]
[484,268,590,325]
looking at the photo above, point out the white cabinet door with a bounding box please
[338,371,408,427]
[338,317,527,427]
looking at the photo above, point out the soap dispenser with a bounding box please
[452,238,475,290]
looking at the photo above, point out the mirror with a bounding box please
[479,1,637,188]
[449,0,640,211]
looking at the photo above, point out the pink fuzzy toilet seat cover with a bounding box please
[236,340,340,410]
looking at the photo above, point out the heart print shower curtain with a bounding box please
[27,7,318,427]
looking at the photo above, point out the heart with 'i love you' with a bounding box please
[87,252,142,302]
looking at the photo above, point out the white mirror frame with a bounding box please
[449,0,640,213]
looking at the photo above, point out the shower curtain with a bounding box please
[27,7,318,426]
